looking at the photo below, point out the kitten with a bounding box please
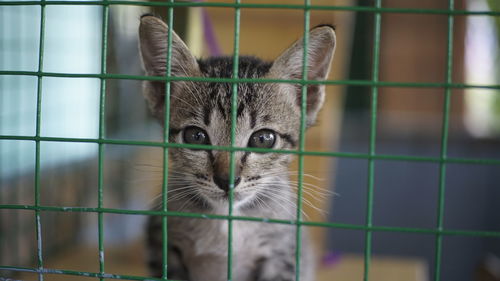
[139,15,336,281]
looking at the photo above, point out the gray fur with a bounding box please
[139,15,336,281]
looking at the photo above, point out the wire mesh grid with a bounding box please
[1,1,500,281]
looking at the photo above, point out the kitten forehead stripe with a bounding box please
[262,114,272,123]
[217,100,227,119]
[237,103,245,118]
[203,104,211,126]
[250,110,257,129]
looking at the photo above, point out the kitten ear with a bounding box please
[139,15,200,121]
[269,25,336,126]
[139,15,200,77]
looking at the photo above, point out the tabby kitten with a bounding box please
[139,15,336,281]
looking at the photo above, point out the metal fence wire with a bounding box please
[1,0,500,281]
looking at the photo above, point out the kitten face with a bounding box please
[166,59,300,210]
[139,16,336,211]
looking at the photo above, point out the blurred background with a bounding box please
[1,0,499,280]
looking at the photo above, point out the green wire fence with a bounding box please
[1,1,500,281]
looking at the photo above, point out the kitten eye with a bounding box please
[248,129,276,149]
[183,126,210,145]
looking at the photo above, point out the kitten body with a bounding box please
[139,15,336,281]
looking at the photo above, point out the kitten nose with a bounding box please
[212,151,242,192]
[213,175,241,192]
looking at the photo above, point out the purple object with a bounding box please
[322,251,342,267]
[192,0,222,56]
[202,9,223,56]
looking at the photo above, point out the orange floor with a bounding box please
[17,242,427,281]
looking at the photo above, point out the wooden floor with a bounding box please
[17,242,428,281]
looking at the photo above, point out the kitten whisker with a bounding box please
[265,181,335,201]
[287,180,332,190]
[256,170,326,183]
[286,171,326,182]
[259,187,310,219]
[276,183,337,199]
[290,186,336,200]
[257,191,301,220]
[263,185,328,218]
[149,185,201,207]
[275,181,334,195]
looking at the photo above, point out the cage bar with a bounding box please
[1,69,500,90]
[2,135,500,166]
[433,0,455,280]
[97,1,110,280]
[0,204,499,238]
[33,1,47,280]
[294,0,311,280]
[363,0,382,280]
[0,1,499,16]
[227,0,241,280]
[161,1,175,279]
